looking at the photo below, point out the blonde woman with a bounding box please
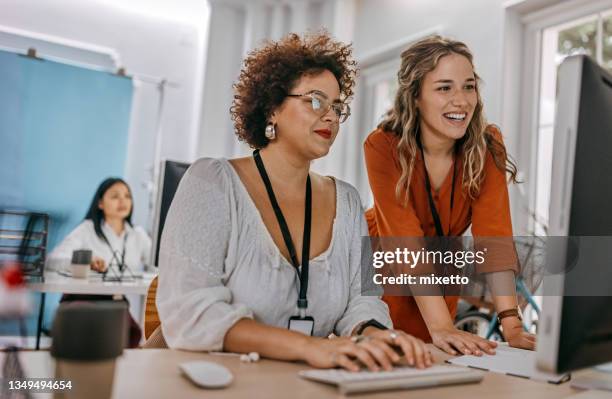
[364,35,536,356]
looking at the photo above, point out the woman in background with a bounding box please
[48,177,151,347]
[49,177,151,273]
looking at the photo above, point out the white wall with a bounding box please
[197,0,348,162]
[3,0,576,235]
[0,0,208,228]
[195,0,359,201]
[196,0,523,213]
[353,0,507,124]
[350,0,540,225]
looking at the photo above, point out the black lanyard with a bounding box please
[420,146,457,237]
[102,232,128,270]
[420,147,457,298]
[253,150,311,313]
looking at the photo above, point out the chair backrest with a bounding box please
[144,275,161,339]
[142,325,167,348]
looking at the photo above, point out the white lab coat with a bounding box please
[47,219,151,272]
[46,219,152,325]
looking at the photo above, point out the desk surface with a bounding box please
[26,271,157,295]
[4,346,585,399]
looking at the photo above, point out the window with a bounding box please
[352,58,400,206]
[345,28,441,205]
[534,9,612,235]
[372,77,398,128]
[359,59,401,137]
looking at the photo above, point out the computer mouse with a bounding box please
[179,361,234,389]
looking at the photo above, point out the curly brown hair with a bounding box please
[231,31,357,149]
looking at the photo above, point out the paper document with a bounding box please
[447,344,570,383]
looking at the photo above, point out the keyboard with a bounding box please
[299,364,483,394]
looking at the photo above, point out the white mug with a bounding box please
[69,263,89,279]
[69,249,92,279]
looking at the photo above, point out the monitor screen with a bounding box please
[150,160,190,267]
[538,55,612,375]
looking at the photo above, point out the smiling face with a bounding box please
[416,53,478,143]
[98,182,132,221]
[269,69,342,160]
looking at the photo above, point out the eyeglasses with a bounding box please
[286,92,351,123]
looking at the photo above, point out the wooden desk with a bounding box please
[3,346,585,399]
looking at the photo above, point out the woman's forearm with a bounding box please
[485,270,519,312]
[492,295,519,312]
[223,318,312,361]
[414,295,454,331]
[484,270,524,334]
[414,271,519,331]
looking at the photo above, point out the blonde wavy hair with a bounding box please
[379,35,518,204]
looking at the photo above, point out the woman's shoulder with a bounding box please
[310,173,362,208]
[166,158,237,208]
[363,128,405,172]
[58,220,95,245]
[326,176,364,218]
[179,157,239,195]
[73,219,95,234]
[185,157,232,181]
[483,123,508,160]
[364,127,399,150]
[484,123,505,143]
[331,176,357,195]
[131,225,151,241]
[481,124,512,181]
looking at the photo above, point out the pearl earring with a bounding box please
[265,123,276,140]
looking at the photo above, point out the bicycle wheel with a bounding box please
[521,302,540,334]
[454,311,504,341]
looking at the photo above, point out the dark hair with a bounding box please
[84,178,133,240]
[231,31,357,149]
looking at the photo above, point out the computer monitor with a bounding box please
[537,55,612,385]
[150,160,190,267]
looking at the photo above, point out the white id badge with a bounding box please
[288,316,314,336]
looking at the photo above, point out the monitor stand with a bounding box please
[571,363,612,391]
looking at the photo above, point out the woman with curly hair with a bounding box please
[157,32,432,371]
[364,35,536,356]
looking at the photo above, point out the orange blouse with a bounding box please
[364,125,517,342]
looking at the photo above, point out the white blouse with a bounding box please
[157,158,391,351]
[47,219,151,272]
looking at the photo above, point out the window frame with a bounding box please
[350,26,443,205]
[501,0,612,235]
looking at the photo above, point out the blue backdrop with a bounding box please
[0,50,133,334]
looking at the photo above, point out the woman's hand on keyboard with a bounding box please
[363,328,433,369]
[301,332,432,372]
[301,337,380,372]
[430,326,497,356]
